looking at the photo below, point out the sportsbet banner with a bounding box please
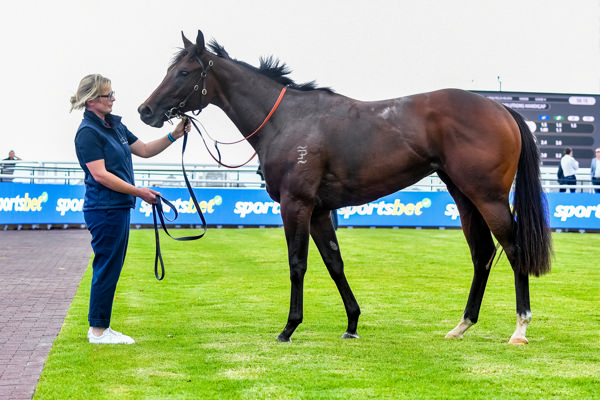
[1,183,599,230]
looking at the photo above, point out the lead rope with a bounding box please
[152,86,287,278]
[152,119,207,280]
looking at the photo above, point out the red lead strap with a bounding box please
[187,86,287,168]
[216,86,287,146]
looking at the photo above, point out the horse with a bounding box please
[138,30,552,344]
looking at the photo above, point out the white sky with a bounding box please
[2,0,599,165]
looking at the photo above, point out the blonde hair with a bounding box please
[69,74,111,112]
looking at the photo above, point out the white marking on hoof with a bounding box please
[508,337,529,345]
[509,311,532,345]
[445,318,474,339]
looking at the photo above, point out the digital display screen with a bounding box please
[472,91,600,167]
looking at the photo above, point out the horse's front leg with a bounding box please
[276,198,313,343]
[310,209,360,339]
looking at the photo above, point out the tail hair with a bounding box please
[505,106,552,276]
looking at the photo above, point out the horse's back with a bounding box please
[294,89,520,209]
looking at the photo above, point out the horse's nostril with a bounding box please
[138,104,153,118]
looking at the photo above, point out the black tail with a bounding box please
[505,106,552,276]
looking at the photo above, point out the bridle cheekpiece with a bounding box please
[165,55,214,120]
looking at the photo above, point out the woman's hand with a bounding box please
[171,117,191,140]
[135,187,161,204]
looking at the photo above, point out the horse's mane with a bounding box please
[171,40,333,93]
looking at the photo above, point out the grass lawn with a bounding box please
[35,228,599,399]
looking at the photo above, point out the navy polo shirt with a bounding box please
[75,110,139,211]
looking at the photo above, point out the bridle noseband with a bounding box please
[165,55,214,120]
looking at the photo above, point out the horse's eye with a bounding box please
[179,71,190,77]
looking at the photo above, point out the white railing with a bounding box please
[0,160,597,193]
[0,160,265,188]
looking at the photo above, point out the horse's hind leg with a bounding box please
[442,182,497,339]
[310,208,361,339]
[468,199,533,344]
[510,271,531,344]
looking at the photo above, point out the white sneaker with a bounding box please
[88,327,135,344]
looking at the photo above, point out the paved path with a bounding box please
[0,230,91,400]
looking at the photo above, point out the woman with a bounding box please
[70,74,190,344]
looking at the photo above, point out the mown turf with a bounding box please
[35,228,599,399]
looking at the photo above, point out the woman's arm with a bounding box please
[86,159,159,204]
[129,119,189,158]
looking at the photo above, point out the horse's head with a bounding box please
[138,30,214,128]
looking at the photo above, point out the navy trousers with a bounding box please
[559,175,577,193]
[593,177,600,194]
[84,208,131,328]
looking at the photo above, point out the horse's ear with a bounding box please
[196,30,205,53]
[182,32,193,48]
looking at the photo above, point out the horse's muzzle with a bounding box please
[138,103,166,128]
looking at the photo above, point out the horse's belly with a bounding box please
[319,168,433,209]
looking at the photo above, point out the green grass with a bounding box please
[35,229,599,399]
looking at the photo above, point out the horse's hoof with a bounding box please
[508,337,529,345]
[276,334,291,343]
[444,332,463,339]
[342,332,359,339]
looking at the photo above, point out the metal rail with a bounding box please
[0,160,597,193]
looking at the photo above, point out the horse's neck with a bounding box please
[211,64,285,139]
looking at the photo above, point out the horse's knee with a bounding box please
[327,267,346,282]
[289,266,307,283]
[288,256,307,279]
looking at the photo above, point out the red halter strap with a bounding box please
[216,86,287,146]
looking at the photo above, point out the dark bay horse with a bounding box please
[138,30,552,344]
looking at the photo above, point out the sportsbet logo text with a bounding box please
[554,204,600,222]
[234,201,281,218]
[56,198,84,215]
[338,198,431,219]
[0,192,48,212]
[234,198,433,219]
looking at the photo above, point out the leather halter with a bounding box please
[165,55,213,120]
